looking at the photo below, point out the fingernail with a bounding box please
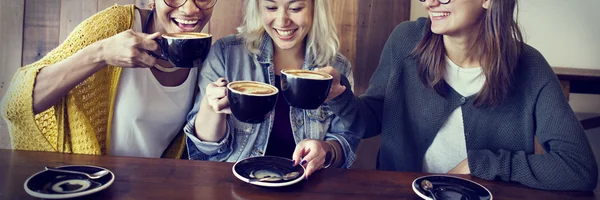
[301,160,307,165]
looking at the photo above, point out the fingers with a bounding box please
[134,35,160,51]
[135,51,157,68]
[212,96,231,114]
[206,83,228,101]
[214,78,228,87]
[292,143,307,167]
[205,78,230,113]
[292,140,327,179]
[301,149,325,179]
[317,66,346,102]
[304,156,325,179]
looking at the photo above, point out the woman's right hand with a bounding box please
[99,29,161,68]
[318,66,347,102]
[205,78,231,114]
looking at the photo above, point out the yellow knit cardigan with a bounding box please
[0,5,186,159]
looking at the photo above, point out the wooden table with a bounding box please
[0,150,596,200]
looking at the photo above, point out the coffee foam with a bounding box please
[163,32,211,39]
[228,81,278,96]
[282,70,333,80]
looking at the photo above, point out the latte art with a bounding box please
[282,70,332,80]
[163,32,211,39]
[229,81,278,96]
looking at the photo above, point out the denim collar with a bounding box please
[255,35,316,70]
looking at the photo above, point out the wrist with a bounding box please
[323,141,337,168]
[88,41,108,68]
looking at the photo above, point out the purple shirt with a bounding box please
[265,75,296,159]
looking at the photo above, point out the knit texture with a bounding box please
[0,5,184,158]
[328,18,598,191]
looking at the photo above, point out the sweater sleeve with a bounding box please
[469,64,598,191]
[327,22,418,139]
[0,5,134,152]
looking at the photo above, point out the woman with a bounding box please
[0,0,216,158]
[322,0,597,191]
[185,0,359,178]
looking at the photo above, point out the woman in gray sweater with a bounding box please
[321,0,597,191]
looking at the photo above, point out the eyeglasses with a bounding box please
[419,0,451,4]
[163,0,218,10]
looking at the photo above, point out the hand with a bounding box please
[205,78,231,114]
[317,66,346,102]
[447,158,471,174]
[292,139,331,179]
[99,29,161,68]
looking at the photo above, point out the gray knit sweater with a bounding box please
[328,18,598,191]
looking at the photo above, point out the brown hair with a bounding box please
[411,0,523,107]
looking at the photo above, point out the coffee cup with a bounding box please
[149,32,212,68]
[227,81,279,124]
[280,69,333,109]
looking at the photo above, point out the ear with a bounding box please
[482,0,491,9]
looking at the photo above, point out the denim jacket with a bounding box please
[184,35,360,168]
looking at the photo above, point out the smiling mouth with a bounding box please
[274,28,297,39]
[172,18,199,30]
[431,12,450,18]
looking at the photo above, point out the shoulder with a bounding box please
[71,4,134,35]
[388,18,427,46]
[213,34,245,49]
[209,34,248,56]
[516,44,556,85]
[96,4,135,24]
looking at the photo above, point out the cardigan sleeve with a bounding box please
[469,55,598,191]
[0,5,134,152]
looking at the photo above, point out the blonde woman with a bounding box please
[185,0,359,178]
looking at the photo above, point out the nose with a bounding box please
[179,0,201,15]
[423,0,440,7]
[274,8,290,27]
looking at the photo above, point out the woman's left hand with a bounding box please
[292,139,331,179]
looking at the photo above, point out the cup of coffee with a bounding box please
[280,69,333,109]
[227,81,279,124]
[149,32,212,68]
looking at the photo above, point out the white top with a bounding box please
[423,57,485,173]
[109,10,198,158]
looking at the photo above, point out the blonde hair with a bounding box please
[237,0,340,67]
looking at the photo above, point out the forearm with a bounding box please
[193,97,227,142]
[33,42,106,114]
[328,88,383,139]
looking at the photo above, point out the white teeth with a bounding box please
[431,12,450,17]
[276,29,295,37]
[174,18,198,25]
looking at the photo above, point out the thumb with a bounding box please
[145,32,162,40]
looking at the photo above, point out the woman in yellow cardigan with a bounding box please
[0,0,216,158]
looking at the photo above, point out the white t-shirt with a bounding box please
[423,57,485,173]
[109,9,198,158]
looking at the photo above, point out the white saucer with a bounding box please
[232,156,305,187]
[24,165,114,199]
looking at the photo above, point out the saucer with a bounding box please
[24,165,115,199]
[232,156,305,187]
[412,175,492,200]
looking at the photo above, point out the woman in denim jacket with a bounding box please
[184,0,360,178]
